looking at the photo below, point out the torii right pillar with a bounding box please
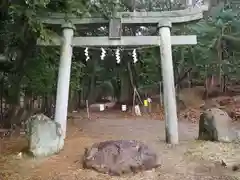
[158,21,179,144]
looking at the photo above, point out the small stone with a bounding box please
[16,152,22,159]
[232,165,240,171]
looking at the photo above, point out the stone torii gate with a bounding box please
[38,3,208,145]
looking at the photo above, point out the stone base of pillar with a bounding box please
[26,114,64,157]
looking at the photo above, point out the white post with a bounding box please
[54,22,75,138]
[158,21,179,144]
[187,0,193,7]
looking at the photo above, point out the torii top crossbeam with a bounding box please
[37,0,209,47]
[40,4,209,25]
[38,7,209,46]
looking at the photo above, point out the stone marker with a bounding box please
[198,108,236,142]
[25,114,63,157]
[82,140,160,176]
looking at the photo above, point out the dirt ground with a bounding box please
[1,111,240,180]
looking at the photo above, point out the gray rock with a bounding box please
[198,108,235,142]
[82,140,160,176]
[26,114,64,157]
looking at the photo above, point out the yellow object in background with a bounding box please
[144,100,148,106]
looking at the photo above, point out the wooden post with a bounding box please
[54,22,75,139]
[188,71,191,91]
[158,21,179,144]
[86,100,90,119]
[159,81,163,106]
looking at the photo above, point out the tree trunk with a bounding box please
[119,70,132,104]
[6,74,21,106]
[88,73,97,104]
[87,58,98,104]
[68,89,78,112]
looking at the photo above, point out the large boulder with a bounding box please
[82,140,160,176]
[25,114,64,157]
[198,108,236,142]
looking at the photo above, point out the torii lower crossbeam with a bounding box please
[38,35,197,46]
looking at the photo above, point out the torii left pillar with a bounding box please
[54,22,75,139]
